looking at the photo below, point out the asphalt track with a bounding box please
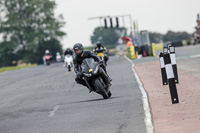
[0,56,147,133]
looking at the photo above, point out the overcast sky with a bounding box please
[55,0,200,49]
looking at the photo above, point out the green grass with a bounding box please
[0,64,37,73]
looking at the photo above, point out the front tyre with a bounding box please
[94,79,108,99]
[46,60,50,65]
[68,66,71,71]
[108,90,112,98]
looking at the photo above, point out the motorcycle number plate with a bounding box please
[89,69,93,72]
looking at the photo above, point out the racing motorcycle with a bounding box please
[45,55,51,65]
[81,58,111,99]
[97,52,106,66]
[64,54,73,71]
[56,52,62,62]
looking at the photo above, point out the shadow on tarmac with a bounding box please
[60,96,121,105]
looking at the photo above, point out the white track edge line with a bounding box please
[49,105,59,117]
[124,55,154,133]
[190,54,200,58]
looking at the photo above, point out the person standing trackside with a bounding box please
[117,37,123,55]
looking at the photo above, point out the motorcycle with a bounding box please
[81,58,111,99]
[45,55,51,65]
[56,52,62,62]
[97,52,105,65]
[64,54,73,71]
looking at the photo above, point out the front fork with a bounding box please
[99,67,110,87]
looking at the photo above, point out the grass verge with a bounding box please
[0,64,37,73]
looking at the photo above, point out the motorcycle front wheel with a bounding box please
[68,66,71,71]
[107,90,112,98]
[94,79,108,99]
[46,61,50,65]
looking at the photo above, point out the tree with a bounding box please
[0,0,66,66]
[90,27,127,47]
[149,31,192,44]
[149,32,163,43]
[163,31,191,42]
[0,41,17,66]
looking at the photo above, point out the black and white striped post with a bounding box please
[163,52,179,104]
[159,52,168,85]
[163,46,169,53]
[168,45,179,84]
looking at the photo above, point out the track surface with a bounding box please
[0,56,146,133]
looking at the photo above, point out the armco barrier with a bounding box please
[153,43,164,50]
[152,43,156,56]
[151,43,164,57]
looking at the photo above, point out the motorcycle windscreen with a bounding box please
[65,55,71,58]
[65,55,72,62]
[81,58,97,73]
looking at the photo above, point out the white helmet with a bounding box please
[45,50,49,54]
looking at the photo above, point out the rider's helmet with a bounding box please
[45,50,50,54]
[66,48,70,51]
[73,43,83,56]
[56,52,60,56]
[96,41,102,48]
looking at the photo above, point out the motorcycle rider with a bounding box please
[64,48,73,56]
[93,41,109,66]
[43,50,53,65]
[56,52,62,62]
[63,48,73,67]
[73,43,111,92]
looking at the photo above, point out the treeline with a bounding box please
[0,0,66,67]
[90,27,127,47]
[90,26,192,47]
[149,31,192,43]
